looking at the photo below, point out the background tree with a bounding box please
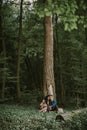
[16,0,23,99]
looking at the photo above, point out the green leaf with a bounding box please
[44,8,48,12]
[64,23,69,31]
[84,24,87,28]
[45,11,52,16]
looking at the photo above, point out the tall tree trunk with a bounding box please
[25,56,37,89]
[16,0,23,99]
[43,16,55,97]
[0,0,3,98]
[0,0,6,99]
[0,0,3,54]
[85,29,87,44]
[55,15,65,105]
[2,39,6,99]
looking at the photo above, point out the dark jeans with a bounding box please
[52,106,58,111]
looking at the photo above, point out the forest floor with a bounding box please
[0,103,62,130]
[0,92,87,130]
[0,103,87,130]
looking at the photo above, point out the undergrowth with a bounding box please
[0,91,87,130]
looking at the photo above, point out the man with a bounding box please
[48,95,58,112]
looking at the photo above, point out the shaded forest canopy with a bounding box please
[0,0,87,108]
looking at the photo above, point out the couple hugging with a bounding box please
[39,95,58,112]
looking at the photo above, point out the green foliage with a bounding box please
[66,111,87,130]
[0,0,87,107]
[0,103,87,130]
[0,104,58,130]
[35,0,79,31]
[36,0,87,31]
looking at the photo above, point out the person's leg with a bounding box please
[51,106,59,112]
[40,106,47,112]
[39,104,47,112]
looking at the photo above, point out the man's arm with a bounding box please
[51,100,57,108]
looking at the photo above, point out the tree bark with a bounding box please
[16,0,23,99]
[0,0,6,99]
[0,0,3,98]
[2,39,6,99]
[43,16,55,97]
[0,0,3,53]
[55,15,65,105]
[25,56,37,89]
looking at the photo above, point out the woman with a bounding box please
[39,95,49,112]
[39,95,58,112]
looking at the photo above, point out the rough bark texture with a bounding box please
[43,16,55,97]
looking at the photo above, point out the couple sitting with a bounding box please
[39,95,58,112]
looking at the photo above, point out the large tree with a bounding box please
[43,15,55,97]
[36,0,79,98]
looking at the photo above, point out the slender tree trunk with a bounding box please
[25,56,37,89]
[0,0,3,54]
[16,0,23,99]
[55,15,65,105]
[36,56,43,90]
[85,29,87,43]
[43,16,55,97]
[2,39,6,99]
[0,0,6,99]
[0,0,3,98]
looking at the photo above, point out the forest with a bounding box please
[0,0,87,130]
